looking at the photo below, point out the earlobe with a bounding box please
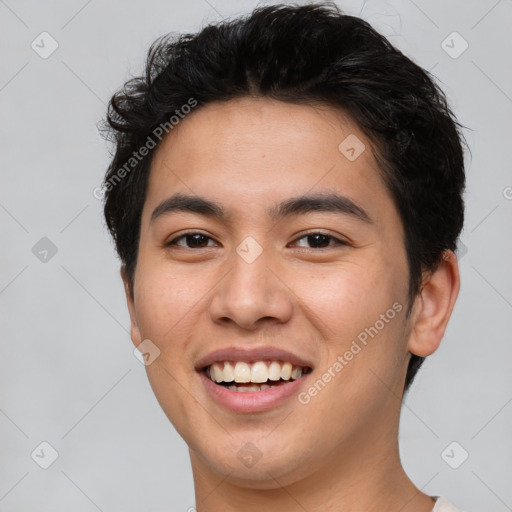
[406,250,460,357]
[120,266,142,348]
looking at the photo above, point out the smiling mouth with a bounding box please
[203,360,312,392]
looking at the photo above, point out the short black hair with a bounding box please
[100,2,466,393]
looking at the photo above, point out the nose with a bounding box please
[208,241,293,331]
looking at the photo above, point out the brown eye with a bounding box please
[165,231,348,250]
[166,232,216,249]
[292,232,348,249]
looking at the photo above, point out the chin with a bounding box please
[191,436,316,489]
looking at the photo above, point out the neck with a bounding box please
[190,423,435,512]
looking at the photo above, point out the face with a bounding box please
[124,97,416,488]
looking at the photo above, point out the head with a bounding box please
[100,1,465,489]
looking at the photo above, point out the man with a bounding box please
[100,3,467,511]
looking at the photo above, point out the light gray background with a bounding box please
[1,0,511,511]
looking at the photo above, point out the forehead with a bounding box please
[143,97,397,230]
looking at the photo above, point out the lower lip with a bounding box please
[199,371,309,413]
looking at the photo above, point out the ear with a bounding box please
[121,266,142,348]
[406,250,460,357]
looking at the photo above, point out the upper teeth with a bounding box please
[207,361,307,384]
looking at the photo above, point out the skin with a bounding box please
[122,97,460,511]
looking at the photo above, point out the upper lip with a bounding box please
[195,346,314,371]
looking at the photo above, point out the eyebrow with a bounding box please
[150,192,373,225]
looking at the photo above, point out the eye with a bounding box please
[165,231,348,250]
[291,231,348,250]
[165,231,217,249]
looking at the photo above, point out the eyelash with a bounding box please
[165,231,349,250]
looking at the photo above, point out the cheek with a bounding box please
[298,258,408,389]
[296,258,401,332]
[132,263,204,437]
[300,314,407,450]
[133,259,204,341]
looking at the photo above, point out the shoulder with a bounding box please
[431,496,463,512]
